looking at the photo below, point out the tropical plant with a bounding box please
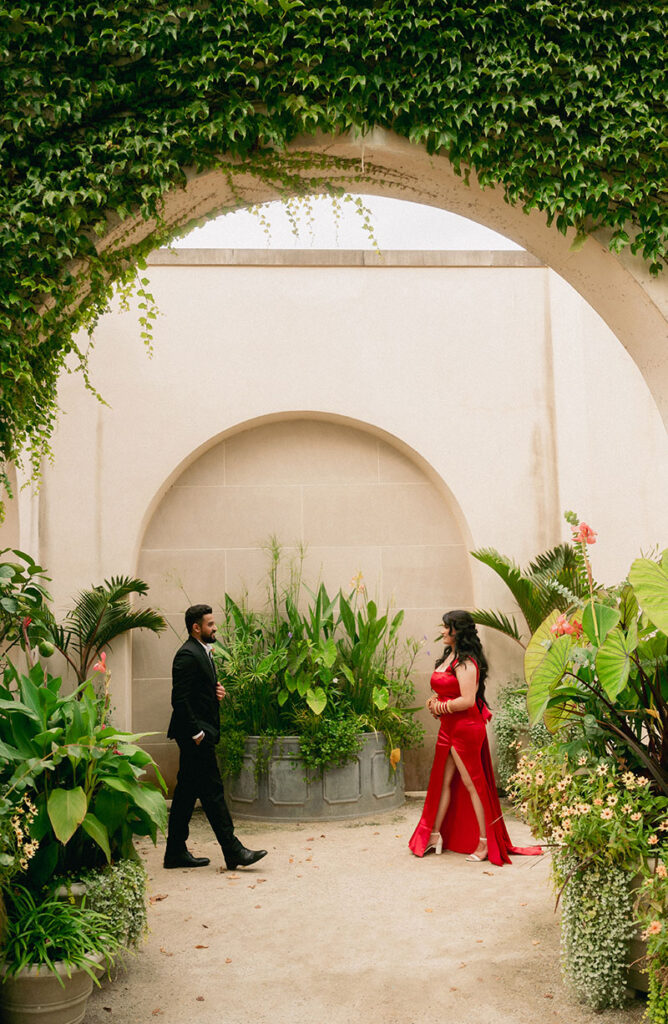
[26,576,166,685]
[214,545,424,774]
[0,549,51,659]
[470,542,590,647]
[0,662,168,887]
[0,884,120,984]
[525,520,668,796]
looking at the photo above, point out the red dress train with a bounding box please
[408,659,541,866]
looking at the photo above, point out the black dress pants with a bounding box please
[166,737,240,857]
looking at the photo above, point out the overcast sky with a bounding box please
[171,194,522,250]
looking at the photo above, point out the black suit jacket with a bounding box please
[167,637,220,744]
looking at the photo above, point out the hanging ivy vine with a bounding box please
[0,0,666,493]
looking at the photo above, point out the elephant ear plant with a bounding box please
[0,660,168,887]
[525,517,668,796]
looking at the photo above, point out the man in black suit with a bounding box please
[164,603,267,870]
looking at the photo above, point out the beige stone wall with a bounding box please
[2,249,667,790]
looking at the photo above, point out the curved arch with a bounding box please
[134,407,476,571]
[103,131,668,426]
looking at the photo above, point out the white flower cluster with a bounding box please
[559,856,637,1010]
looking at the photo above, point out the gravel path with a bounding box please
[86,797,645,1024]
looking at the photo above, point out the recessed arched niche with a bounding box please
[132,415,473,790]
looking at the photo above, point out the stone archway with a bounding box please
[101,129,668,425]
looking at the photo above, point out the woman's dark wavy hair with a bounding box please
[435,609,489,708]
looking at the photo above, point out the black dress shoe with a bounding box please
[163,850,211,869]
[224,846,268,870]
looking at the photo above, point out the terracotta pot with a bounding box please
[0,954,103,1024]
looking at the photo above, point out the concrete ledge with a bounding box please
[148,248,543,268]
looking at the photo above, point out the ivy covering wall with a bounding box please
[0,1,666,486]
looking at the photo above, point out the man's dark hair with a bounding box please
[185,604,212,635]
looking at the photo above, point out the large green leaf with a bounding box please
[47,786,88,844]
[595,623,637,700]
[92,787,128,836]
[527,634,573,725]
[629,557,668,633]
[101,777,167,832]
[306,687,327,715]
[372,685,389,710]
[81,812,111,862]
[581,602,620,645]
[524,609,560,685]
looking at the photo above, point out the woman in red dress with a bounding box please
[408,610,541,866]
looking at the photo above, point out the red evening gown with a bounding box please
[408,658,542,866]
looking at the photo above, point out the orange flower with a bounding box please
[572,522,597,544]
[647,921,662,936]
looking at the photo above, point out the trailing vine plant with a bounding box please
[0,1,665,503]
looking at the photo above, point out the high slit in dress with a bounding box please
[408,657,541,866]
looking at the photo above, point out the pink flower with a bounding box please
[93,651,107,673]
[572,522,597,545]
[648,835,659,846]
[647,921,662,936]
[656,864,667,879]
[551,614,583,638]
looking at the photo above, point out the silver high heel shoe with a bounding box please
[466,838,488,862]
[425,831,443,855]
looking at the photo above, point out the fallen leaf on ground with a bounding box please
[248,884,256,889]
[532,940,541,946]
[483,870,494,876]
[225,958,232,964]
[159,948,173,957]
[151,1010,162,1016]
[306,837,314,841]
[196,996,205,1002]
[103,1008,112,1013]
[254,904,262,909]
[520,902,528,906]
[320,834,325,838]
[459,962,467,968]
[305,856,312,861]
[544,994,554,999]
[449,987,458,992]
[476,939,483,943]
[195,944,208,949]
[424,908,433,913]
[257,878,267,883]
[373,832,380,835]
[149,894,168,904]
[289,857,294,863]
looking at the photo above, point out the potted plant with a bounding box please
[214,543,424,820]
[0,885,121,1024]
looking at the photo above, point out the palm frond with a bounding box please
[469,608,526,646]
[471,548,544,632]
